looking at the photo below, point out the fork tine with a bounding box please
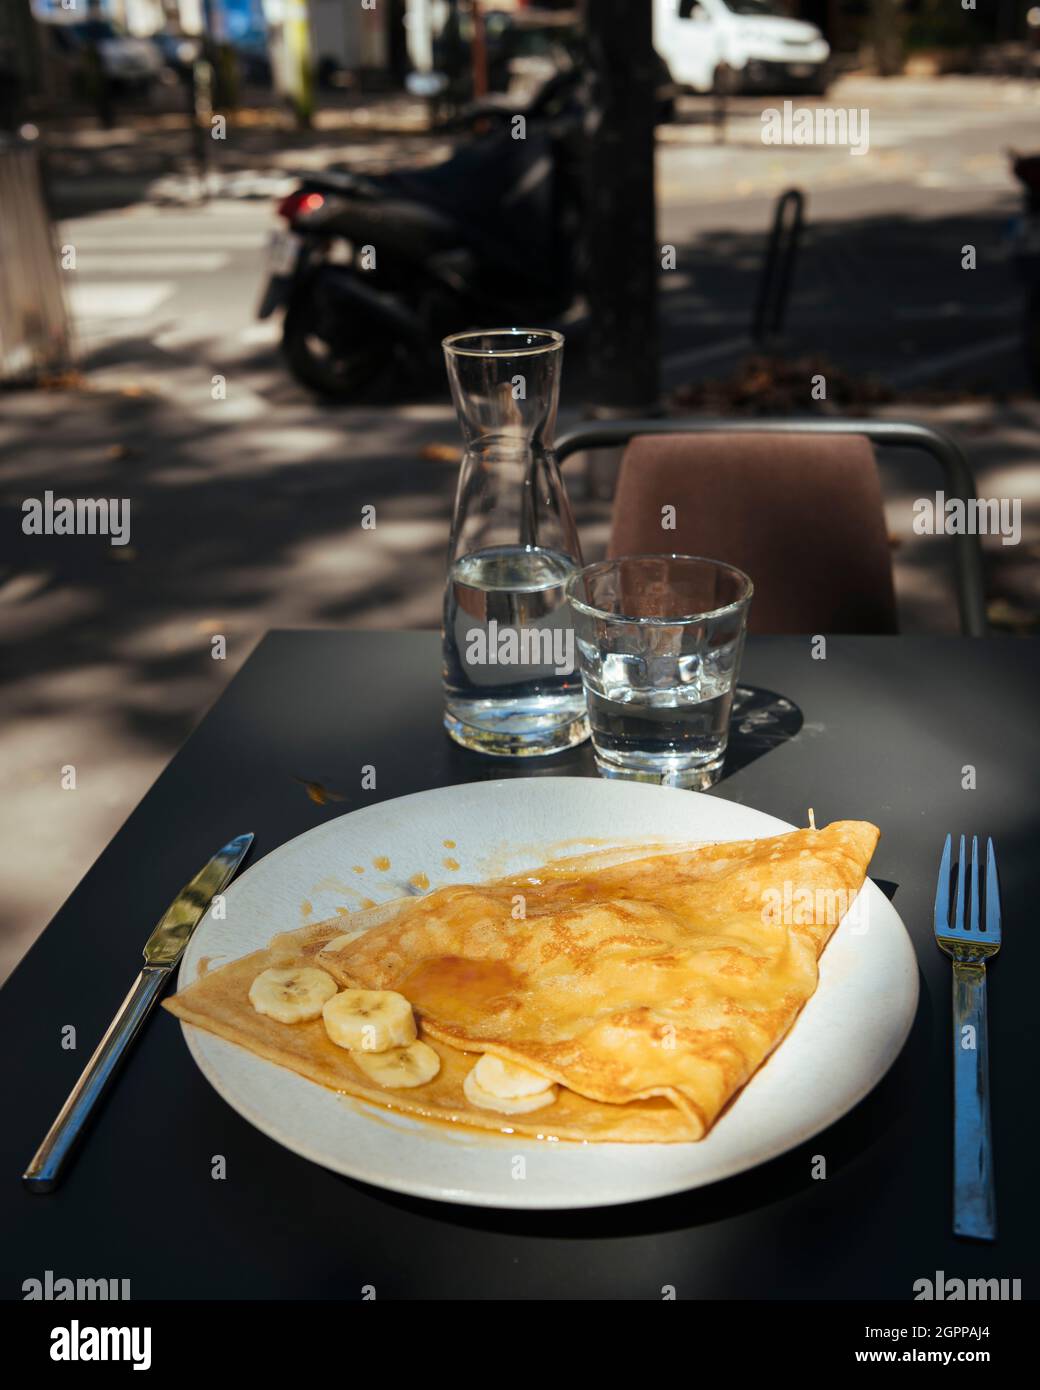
[934,833,952,932]
[969,835,980,934]
[985,838,1002,940]
[955,834,966,932]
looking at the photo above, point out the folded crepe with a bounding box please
[165,820,879,1143]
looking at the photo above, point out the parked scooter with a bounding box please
[258,67,585,399]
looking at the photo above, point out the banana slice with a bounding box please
[354,1040,440,1089]
[464,1058,558,1114]
[472,1053,555,1099]
[248,967,337,1024]
[322,989,417,1052]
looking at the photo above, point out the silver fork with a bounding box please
[933,834,1001,1241]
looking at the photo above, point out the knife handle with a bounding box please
[23,967,169,1194]
[951,959,996,1240]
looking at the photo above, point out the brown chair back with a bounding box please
[607,431,898,634]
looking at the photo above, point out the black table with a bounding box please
[3,633,1038,1301]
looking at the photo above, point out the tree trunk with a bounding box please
[0,2,41,130]
[871,0,906,77]
[580,0,659,414]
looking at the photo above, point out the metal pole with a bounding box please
[470,1,487,100]
[191,59,213,204]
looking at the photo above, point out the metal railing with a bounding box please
[753,188,805,345]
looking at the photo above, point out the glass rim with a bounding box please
[442,327,565,358]
[565,553,754,626]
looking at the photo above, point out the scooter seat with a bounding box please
[301,168,382,198]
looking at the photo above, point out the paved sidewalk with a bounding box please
[3,363,1036,983]
[38,89,452,216]
[3,73,1039,983]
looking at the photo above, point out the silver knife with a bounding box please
[23,832,253,1193]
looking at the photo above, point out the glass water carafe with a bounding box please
[441,329,589,757]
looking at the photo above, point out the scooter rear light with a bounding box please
[277,190,326,221]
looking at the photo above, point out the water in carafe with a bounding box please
[440,330,588,757]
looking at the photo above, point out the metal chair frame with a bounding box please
[555,416,988,637]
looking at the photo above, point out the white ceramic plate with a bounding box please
[176,778,918,1209]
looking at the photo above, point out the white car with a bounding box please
[655,0,830,95]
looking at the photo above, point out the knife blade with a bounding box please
[22,832,254,1193]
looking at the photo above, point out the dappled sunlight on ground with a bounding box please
[4,74,1039,983]
[0,378,613,979]
[3,374,1036,981]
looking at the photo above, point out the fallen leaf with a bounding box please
[294,777,346,805]
[671,353,894,414]
[986,598,1039,634]
[37,369,88,392]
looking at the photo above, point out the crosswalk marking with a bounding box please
[67,283,174,319]
[64,233,269,250]
[71,252,230,273]
[57,210,267,348]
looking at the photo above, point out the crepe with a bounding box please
[165,820,878,1143]
[164,920,684,1141]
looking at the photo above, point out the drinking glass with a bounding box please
[566,554,753,788]
[441,328,588,757]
